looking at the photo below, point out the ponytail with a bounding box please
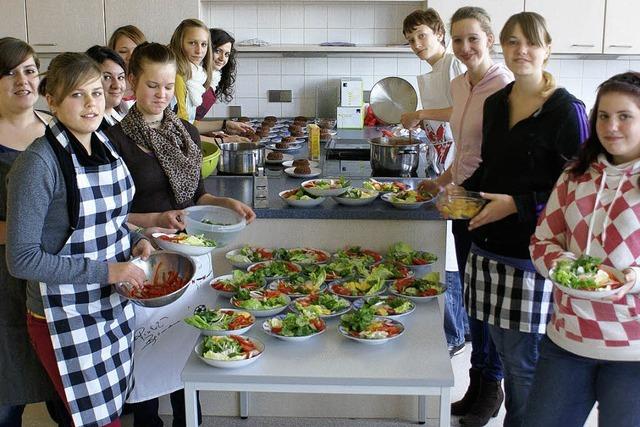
[541,71,556,98]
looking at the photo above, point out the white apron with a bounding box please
[40,119,136,426]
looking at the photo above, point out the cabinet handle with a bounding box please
[32,43,58,46]
[570,44,595,48]
[608,44,632,48]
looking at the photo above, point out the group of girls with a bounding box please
[406,6,639,427]
[0,18,257,427]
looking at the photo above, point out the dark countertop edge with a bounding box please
[253,206,444,220]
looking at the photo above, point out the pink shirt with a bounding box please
[449,63,513,185]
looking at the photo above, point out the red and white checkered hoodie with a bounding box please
[531,154,640,361]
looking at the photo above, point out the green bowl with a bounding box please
[201,142,220,178]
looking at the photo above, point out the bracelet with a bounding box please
[134,226,145,234]
[222,119,227,131]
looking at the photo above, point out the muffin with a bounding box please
[288,124,302,133]
[282,136,298,143]
[320,128,332,142]
[290,129,304,137]
[238,117,251,123]
[294,165,312,175]
[256,127,271,137]
[267,151,283,160]
[292,159,310,167]
[263,116,278,125]
[275,142,290,149]
[294,116,308,123]
[248,133,261,142]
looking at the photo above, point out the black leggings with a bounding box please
[126,390,202,427]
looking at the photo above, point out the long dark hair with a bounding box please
[570,72,640,176]
[0,37,39,77]
[210,28,236,103]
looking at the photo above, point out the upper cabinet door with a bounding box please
[525,0,604,53]
[604,0,640,54]
[26,0,105,52]
[426,1,525,52]
[104,0,200,45]
[5,0,28,40]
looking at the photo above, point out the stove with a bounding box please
[325,138,370,161]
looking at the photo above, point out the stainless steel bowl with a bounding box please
[113,251,196,308]
[369,136,423,177]
[369,77,418,124]
[217,142,265,175]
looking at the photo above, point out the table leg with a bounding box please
[418,395,426,424]
[240,391,249,419]
[439,387,451,427]
[184,384,198,427]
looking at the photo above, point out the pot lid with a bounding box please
[369,77,418,125]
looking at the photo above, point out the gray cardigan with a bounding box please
[5,136,141,315]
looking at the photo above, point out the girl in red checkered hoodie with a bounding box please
[527,72,640,427]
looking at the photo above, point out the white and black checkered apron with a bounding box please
[40,121,136,427]
[464,249,554,334]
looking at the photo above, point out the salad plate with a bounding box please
[152,232,216,256]
[333,246,383,265]
[550,256,624,300]
[247,260,302,281]
[301,177,351,197]
[262,313,326,342]
[328,277,386,300]
[195,335,264,368]
[332,188,378,206]
[210,272,266,298]
[386,242,437,277]
[230,289,291,317]
[275,247,331,265]
[368,261,414,285]
[352,295,415,318]
[279,188,325,208]
[282,160,319,168]
[289,292,351,318]
[381,192,431,210]
[225,246,275,269]
[268,278,326,298]
[265,153,293,165]
[338,311,404,345]
[184,308,255,336]
[362,178,410,194]
[284,167,322,178]
[388,273,447,302]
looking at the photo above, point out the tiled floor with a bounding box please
[21,343,598,426]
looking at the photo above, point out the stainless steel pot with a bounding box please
[217,142,265,175]
[369,136,423,177]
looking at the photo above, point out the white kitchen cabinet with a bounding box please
[525,0,604,54]
[5,0,28,40]
[426,0,524,52]
[105,0,200,45]
[604,0,640,54]
[26,0,105,52]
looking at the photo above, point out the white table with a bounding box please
[181,297,454,426]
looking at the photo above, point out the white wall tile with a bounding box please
[374,4,396,29]
[257,4,280,29]
[235,75,258,97]
[374,57,397,76]
[327,4,351,29]
[374,29,397,45]
[304,29,328,44]
[545,59,561,77]
[328,29,351,43]
[301,97,317,117]
[361,75,376,91]
[305,57,328,75]
[281,4,304,29]
[559,78,582,99]
[234,4,257,29]
[304,5,328,29]
[581,78,601,102]
[281,29,304,44]
[395,5,420,27]
[606,59,631,78]
[281,99,302,117]
[257,29,281,44]
[560,60,583,79]
[282,58,305,75]
[258,75,282,97]
[582,60,607,79]
[328,58,351,76]
[236,58,258,75]
[304,75,327,98]
[630,60,640,73]
[234,28,258,41]
[258,98,282,116]
[350,5,374,29]
[237,98,259,117]
[398,57,421,76]
[281,74,305,98]
[209,5,234,28]
[258,58,281,75]
[351,29,375,45]
[351,57,374,76]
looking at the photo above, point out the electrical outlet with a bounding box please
[268,90,292,103]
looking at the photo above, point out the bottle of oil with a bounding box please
[307,123,320,161]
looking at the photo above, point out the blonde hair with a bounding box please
[500,12,556,97]
[169,19,213,87]
[38,52,101,105]
[451,7,494,40]
[107,25,146,50]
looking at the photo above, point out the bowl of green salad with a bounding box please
[550,256,624,300]
[230,289,291,317]
[152,232,216,256]
[195,335,264,368]
[301,177,351,197]
[333,187,379,206]
[262,313,326,342]
[184,307,255,336]
[279,188,326,208]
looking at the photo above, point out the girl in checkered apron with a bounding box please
[5,52,154,427]
[527,73,640,426]
[459,12,588,426]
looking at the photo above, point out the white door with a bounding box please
[26,0,105,53]
[604,0,640,54]
[525,0,604,53]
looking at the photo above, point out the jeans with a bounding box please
[0,404,24,427]
[489,325,542,427]
[524,336,640,427]
[443,269,468,347]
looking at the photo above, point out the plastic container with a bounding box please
[183,205,246,247]
[201,142,221,178]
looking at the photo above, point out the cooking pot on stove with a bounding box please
[369,136,423,177]
[217,142,265,175]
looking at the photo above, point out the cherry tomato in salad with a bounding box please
[311,318,325,331]
[230,335,256,352]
